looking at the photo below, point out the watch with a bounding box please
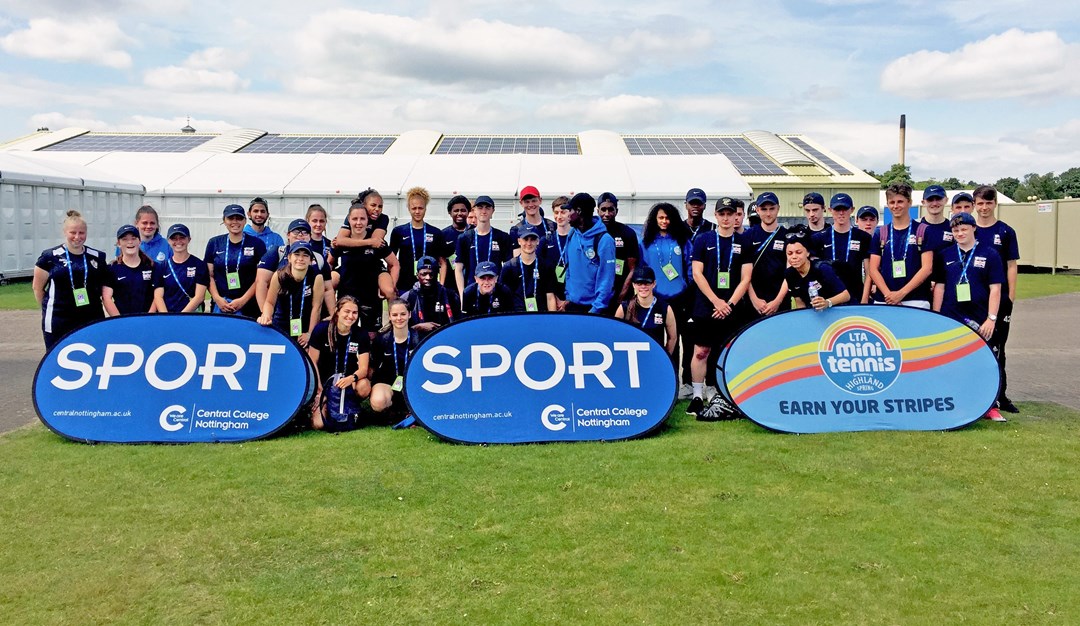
[987,314,998,322]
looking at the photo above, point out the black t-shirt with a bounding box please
[619,296,670,348]
[308,320,371,383]
[870,224,933,302]
[390,223,448,292]
[745,224,789,304]
[784,261,848,308]
[461,283,515,317]
[204,233,266,317]
[337,245,391,308]
[36,245,111,332]
[691,231,752,319]
[539,231,572,300]
[371,329,420,385]
[271,268,319,337]
[455,227,513,283]
[605,220,641,297]
[498,256,554,312]
[810,228,871,299]
[158,255,210,313]
[108,258,163,315]
[402,284,459,336]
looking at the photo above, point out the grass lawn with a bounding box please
[2,401,1079,624]
[0,281,37,310]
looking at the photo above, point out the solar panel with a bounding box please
[238,135,396,154]
[785,137,853,175]
[41,134,214,152]
[622,136,787,176]
[434,136,580,155]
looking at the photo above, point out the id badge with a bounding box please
[289,318,302,336]
[555,265,566,283]
[391,376,404,392]
[413,260,419,274]
[956,283,971,302]
[525,296,538,312]
[891,261,906,279]
[615,259,625,275]
[73,288,89,307]
[448,253,456,264]
[661,263,679,280]
[716,272,730,289]
[226,271,241,290]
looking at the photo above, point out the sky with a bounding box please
[1,0,1078,184]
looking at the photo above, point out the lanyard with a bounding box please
[956,245,976,285]
[555,233,569,266]
[225,236,243,273]
[64,247,87,293]
[411,226,427,264]
[755,228,779,255]
[889,225,910,263]
[520,259,539,298]
[640,297,656,329]
[288,273,307,324]
[656,234,676,269]
[474,231,492,266]
[167,258,193,298]
[716,232,735,273]
[831,229,850,262]
[335,328,350,376]
[393,335,410,378]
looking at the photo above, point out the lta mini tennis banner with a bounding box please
[719,306,999,433]
[34,314,316,443]
[405,313,677,444]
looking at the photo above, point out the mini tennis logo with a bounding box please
[818,317,902,395]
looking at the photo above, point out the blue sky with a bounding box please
[1,0,1077,183]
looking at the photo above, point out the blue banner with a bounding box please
[34,314,315,443]
[405,313,677,444]
[720,306,999,433]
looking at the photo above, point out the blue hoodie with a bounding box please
[243,224,285,250]
[565,216,616,313]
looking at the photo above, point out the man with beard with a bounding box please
[243,197,284,250]
[403,256,458,338]
[597,192,640,315]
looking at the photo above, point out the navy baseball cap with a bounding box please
[566,192,597,213]
[516,224,541,239]
[223,204,246,218]
[685,188,707,204]
[631,265,656,283]
[923,185,947,200]
[952,192,974,205]
[857,206,879,219]
[756,191,779,206]
[475,261,498,278]
[474,195,495,208]
[287,241,315,258]
[949,212,976,228]
[116,224,139,239]
[597,192,619,208]
[416,255,438,272]
[287,218,311,234]
[829,193,854,209]
[167,224,190,239]
[802,192,825,207]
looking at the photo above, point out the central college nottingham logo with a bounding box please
[541,404,569,431]
[818,317,902,395]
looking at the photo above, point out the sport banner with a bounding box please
[405,313,677,444]
[34,314,316,443]
[720,305,999,433]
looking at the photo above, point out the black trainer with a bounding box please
[998,397,1020,413]
[686,397,705,416]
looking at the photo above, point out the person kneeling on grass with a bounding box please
[308,296,372,432]
[369,299,421,425]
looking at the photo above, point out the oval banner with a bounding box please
[405,313,677,444]
[34,314,315,443]
[720,306,999,433]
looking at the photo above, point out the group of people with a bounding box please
[31,181,1019,431]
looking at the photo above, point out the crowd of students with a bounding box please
[32,182,1019,430]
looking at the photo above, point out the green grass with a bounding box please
[0,281,37,310]
[1015,272,1080,300]
[3,402,1080,624]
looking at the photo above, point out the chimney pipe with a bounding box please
[899,114,906,166]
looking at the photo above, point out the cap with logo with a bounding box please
[474,195,495,208]
[116,224,139,239]
[756,191,779,207]
[516,224,541,239]
[802,192,825,207]
[167,224,191,239]
[923,185,947,201]
[715,197,739,213]
[685,188,707,204]
[416,255,438,272]
[287,241,315,258]
[288,218,312,234]
[631,265,656,283]
[857,206,879,219]
[474,261,498,278]
[949,212,977,228]
[519,185,540,200]
[222,204,246,218]
[952,192,974,205]
[829,193,854,210]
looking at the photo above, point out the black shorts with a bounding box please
[687,314,740,349]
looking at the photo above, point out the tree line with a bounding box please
[864,164,1080,202]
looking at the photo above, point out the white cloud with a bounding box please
[881,29,1080,99]
[29,112,110,131]
[0,17,132,68]
[143,47,250,91]
[537,95,666,127]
